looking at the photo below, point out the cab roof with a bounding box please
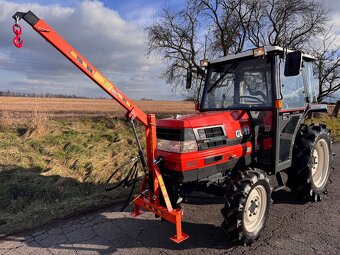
[210,46,316,64]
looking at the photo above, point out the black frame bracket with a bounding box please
[12,11,39,27]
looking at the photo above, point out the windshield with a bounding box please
[201,58,273,110]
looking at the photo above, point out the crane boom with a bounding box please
[12,10,188,243]
[13,11,148,125]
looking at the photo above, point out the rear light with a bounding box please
[157,139,198,153]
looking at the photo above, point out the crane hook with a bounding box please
[13,36,23,48]
[13,16,23,48]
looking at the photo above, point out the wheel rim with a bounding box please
[311,138,330,188]
[243,185,267,234]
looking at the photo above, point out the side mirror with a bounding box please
[284,51,302,76]
[186,70,192,89]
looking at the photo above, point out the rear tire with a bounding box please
[287,124,332,201]
[221,169,271,245]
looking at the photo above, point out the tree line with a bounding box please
[0,91,158,101]
[146,0,339,102]
[0,91,88,99]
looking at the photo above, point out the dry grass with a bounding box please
[22,110,49,139]
[0,117,141,236]
[306,114,340,141]
[0,111,13,131]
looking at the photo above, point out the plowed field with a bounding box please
[0,97,195,118]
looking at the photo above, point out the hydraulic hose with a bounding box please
[105,119,149,212]
[105,155,143,211]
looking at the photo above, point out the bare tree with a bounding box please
[195,0,237,56]
[230,0,258,53]
[146,0,330,100]
[146,0,251,100]
[309,27,340,102]
[248,0,329,49]
[145,5,205,100]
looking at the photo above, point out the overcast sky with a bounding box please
[0,0,339,100]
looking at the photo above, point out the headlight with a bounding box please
[157,139,198,153]
[253,47,265,57]
[200,59,209,67]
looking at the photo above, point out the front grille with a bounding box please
[199,138,227,150]
[196,126,227,150]
[206,139,227,148]
[204,127,224,138]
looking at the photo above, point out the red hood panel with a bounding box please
[156,110,249,129]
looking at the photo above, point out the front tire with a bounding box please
[221,169,271,245]
[287,124,332,201]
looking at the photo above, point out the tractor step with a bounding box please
[273,185,286,192]
[273,172,287,192]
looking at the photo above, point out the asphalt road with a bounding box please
[1,144,339,255]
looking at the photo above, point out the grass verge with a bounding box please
[0,115,144,236]
[306,114,340,141]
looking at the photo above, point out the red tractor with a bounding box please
[12,11,333,245]
[158,46,333,244]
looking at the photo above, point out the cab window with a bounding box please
[280,59,305,109]
[303,61,317,103]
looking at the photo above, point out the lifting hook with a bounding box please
[13,16,23,48]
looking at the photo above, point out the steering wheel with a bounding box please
[234,95,266,104]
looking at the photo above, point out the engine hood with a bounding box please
[156,110,250,129]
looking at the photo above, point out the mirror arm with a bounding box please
[186,70,192,89]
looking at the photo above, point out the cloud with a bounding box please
[124,5,157,27]
[323,0,340,14]
[0,0,181,100]
[322,0,340,31]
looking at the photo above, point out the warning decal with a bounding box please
[69,50,132,108]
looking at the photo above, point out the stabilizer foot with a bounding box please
[131,209,144,217]
[170,232,189,243]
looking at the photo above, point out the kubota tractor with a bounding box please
[12,11,333,245]
[158,46,333,244]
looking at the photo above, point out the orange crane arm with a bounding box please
[12,10,188,243]
[13,11,148,125]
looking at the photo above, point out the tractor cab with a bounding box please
[199,46,322,173]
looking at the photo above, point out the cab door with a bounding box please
[274,58,307,172]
